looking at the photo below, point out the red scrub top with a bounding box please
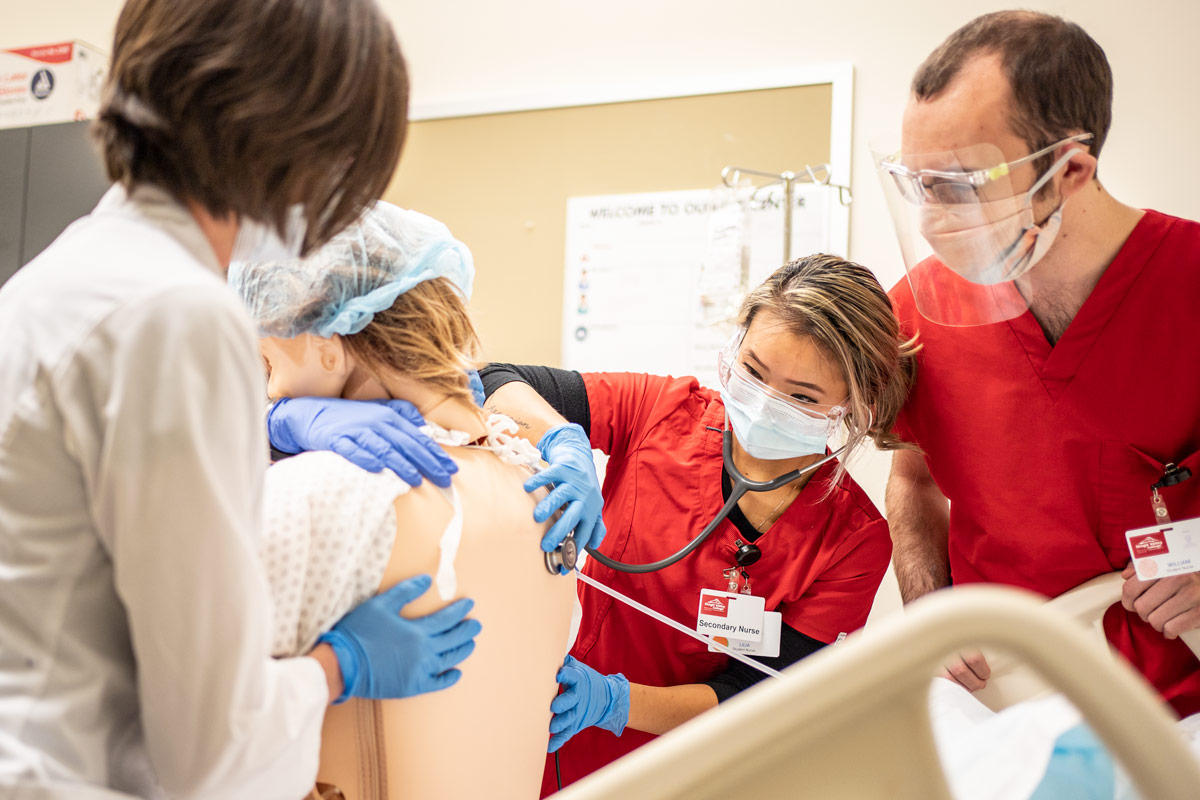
[891,209,1200,717]
[542,372,891,794]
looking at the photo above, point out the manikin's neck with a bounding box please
[414,393,489,443]
[1020,181,1143,323]
[342,365,488,444]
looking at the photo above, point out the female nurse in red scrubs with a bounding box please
[480,254,920,793]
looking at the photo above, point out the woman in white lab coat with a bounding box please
[0,1,478,798]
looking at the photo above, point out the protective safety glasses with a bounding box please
[717,331,846,432]
[879,133,1093,205]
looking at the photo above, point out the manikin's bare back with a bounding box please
[317,446,576,799]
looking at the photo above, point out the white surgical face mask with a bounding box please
[918,149,1075,285]
[230,204,307,266]
[717,333,845,460]
[721,387,836,460]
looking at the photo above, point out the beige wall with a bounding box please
[387,0,1199,287]
[387,85,832,368]
[7,0,1196,620]
[9,0,1194,292]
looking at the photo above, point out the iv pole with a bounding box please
[719,163,852,263]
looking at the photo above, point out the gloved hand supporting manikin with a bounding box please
[233,202,478,488]
[525,423,607,564]
[547,655,629,752]
[319,574,481,703]
[268,396,458,488]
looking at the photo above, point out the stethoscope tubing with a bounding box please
[583,427,846,574]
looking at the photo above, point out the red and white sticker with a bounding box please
[697,589,765,642]
[4,43,74,64]
[1126,517,1200,581]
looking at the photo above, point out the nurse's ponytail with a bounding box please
[737,255,920,478]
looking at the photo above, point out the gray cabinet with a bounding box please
[0,120,111,287]
[0,127,29,286]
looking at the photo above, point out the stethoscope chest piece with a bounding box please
[546,533,578,575]
[735,541,762,567]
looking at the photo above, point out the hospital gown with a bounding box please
[262,451,406,656]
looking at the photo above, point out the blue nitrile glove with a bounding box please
[523,423,606,562]
[467,369,485,407]
[547,655,629,752]
[268,396,457,488]
[318,574,481,703]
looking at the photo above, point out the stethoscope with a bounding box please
[544,422,847,575]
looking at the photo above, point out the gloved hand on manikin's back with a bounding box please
[525,423,607,566]
[318,574,481,703]
[547,655,629,752]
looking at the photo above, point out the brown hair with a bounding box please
[737,254,919,481]
[93,0,408,252]
[344,278,482,407]
[912,10,1112,175]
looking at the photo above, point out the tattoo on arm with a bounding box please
[486,403,534,432]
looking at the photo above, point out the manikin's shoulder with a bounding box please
[391,445,545,529]
[387,445,558,616]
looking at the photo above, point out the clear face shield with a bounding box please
[872,133,1091,326]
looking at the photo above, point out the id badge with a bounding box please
[1126,517,1200,580]
[707,611,781,657]
[696,589,766,642]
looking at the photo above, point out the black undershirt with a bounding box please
[479,363,828,701]
[479,363,591,433]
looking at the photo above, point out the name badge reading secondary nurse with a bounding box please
[696,590,765,642]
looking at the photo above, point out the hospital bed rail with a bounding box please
[975,571,1200,711]
[552,585,1200,800]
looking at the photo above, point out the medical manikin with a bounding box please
[232,203,575,799]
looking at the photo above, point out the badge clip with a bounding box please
[1150,463,1193,524]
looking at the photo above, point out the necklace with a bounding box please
[752,481,803,533]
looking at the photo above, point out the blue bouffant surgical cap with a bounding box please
[229,201,474,339]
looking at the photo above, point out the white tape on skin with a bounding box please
[423,415,540,602]
[575,571,784,679]
[434,486,463,601]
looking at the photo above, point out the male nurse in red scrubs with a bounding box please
[880,10,1200,716]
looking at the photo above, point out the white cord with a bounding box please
[575,571,783,679]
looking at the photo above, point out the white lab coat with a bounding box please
[0,186,327,799]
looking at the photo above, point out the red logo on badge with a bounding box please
[700,594,729,617]
[1131,532,1170,557]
